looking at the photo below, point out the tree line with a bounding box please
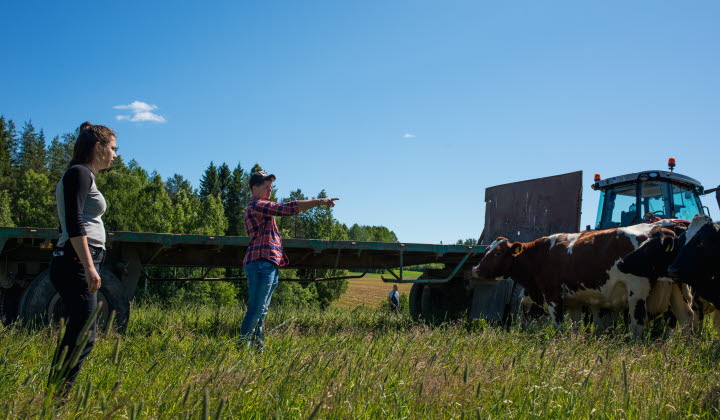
[0,116,401,308]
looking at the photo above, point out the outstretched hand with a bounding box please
[318,198,339,208]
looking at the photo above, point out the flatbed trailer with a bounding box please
[0,227,489,330]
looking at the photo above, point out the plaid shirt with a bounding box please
[243,197,299,267]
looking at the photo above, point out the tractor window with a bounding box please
[596,184,638,229]
[672,184,702,221]
[640,181,669,220]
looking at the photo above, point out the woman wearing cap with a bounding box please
[48,122,117,395]
[240,171,338,351]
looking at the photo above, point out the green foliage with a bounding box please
[46,134,73,186]
[217,162,231,203]
[0,116,18,191]
[456,237,479,245]
[0,190,13,227]
[272,281,320,308]
[197,194,227,235]
[13,169,54,227]
[17,121,47,176]
[224,163,248,236]
[183,281,238,306]
[199,161,219,199]
[348,223,398,242]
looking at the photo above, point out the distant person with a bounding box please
[239,171,339,351]
[388,284,400,313]
[49,122,117,396]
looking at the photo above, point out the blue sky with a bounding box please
[2,1,719,243]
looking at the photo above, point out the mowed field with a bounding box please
[333,271,419,309]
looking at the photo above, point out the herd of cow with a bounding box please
[471,214,720,337]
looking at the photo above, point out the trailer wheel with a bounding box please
[504,282,526,324]
[18,268,130,333]
[0,286,24,324]
[409,283,424,321]
[420,285,455,323]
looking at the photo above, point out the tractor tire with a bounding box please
[18,268,130,333]
[0,286,24,324]
[409,283,424,321]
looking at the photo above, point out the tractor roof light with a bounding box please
[594,174,601,182]
[668,157,676,172]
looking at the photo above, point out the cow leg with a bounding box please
[628,297,648,338]
[669,283,695,333]
[708,308,720,334]
[566,305,582,331]
[591,308,617,333]
[700,298,720,333]
[547,299,565,331]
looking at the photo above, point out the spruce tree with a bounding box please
[47,135,71,186]
[225,163,249,236]
[199,161,220,199]
[217,162,231,203]
[18,121,47,176]
[0,116,18,191]
[166,173,192,199]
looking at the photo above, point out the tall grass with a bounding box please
[1,302,720,418]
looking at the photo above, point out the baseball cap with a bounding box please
[249,171,276,188]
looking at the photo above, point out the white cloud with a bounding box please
[403,133,416,139]
[114,101,166,123]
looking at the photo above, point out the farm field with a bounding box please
[2,303,720,418]
[333,271,419,309]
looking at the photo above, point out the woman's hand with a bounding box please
[86,265,102,293]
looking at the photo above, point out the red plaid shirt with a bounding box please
[243,197,299,267]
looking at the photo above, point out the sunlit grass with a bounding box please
[1,302,720,418]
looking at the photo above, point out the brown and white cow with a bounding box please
[472,223,695,336]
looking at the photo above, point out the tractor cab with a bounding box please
[591,159,707,230]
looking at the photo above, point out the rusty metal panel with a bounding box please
[479,171,583,244]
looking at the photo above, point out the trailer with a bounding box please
[0,227,489,330]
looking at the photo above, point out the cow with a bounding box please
[668,215,720,309]
[618,220,720,332]
[472,223,695,337]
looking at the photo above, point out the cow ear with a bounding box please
[511,243,523,256]
[662,237,674,253]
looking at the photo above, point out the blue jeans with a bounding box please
[240,259,279,348]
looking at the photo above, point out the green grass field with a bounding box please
[2,301,720,419]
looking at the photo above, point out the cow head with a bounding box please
[617,227,678,279]
[472,237,523,281]
[668,221,720,283]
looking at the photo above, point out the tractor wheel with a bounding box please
[409,283,424,321]
[0,286,24,324]
[18,268,130,333]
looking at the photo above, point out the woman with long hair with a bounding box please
[48,121,117,395]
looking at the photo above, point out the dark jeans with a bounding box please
[49,245,105,390]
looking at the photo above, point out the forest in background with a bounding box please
[0,116,402,308]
